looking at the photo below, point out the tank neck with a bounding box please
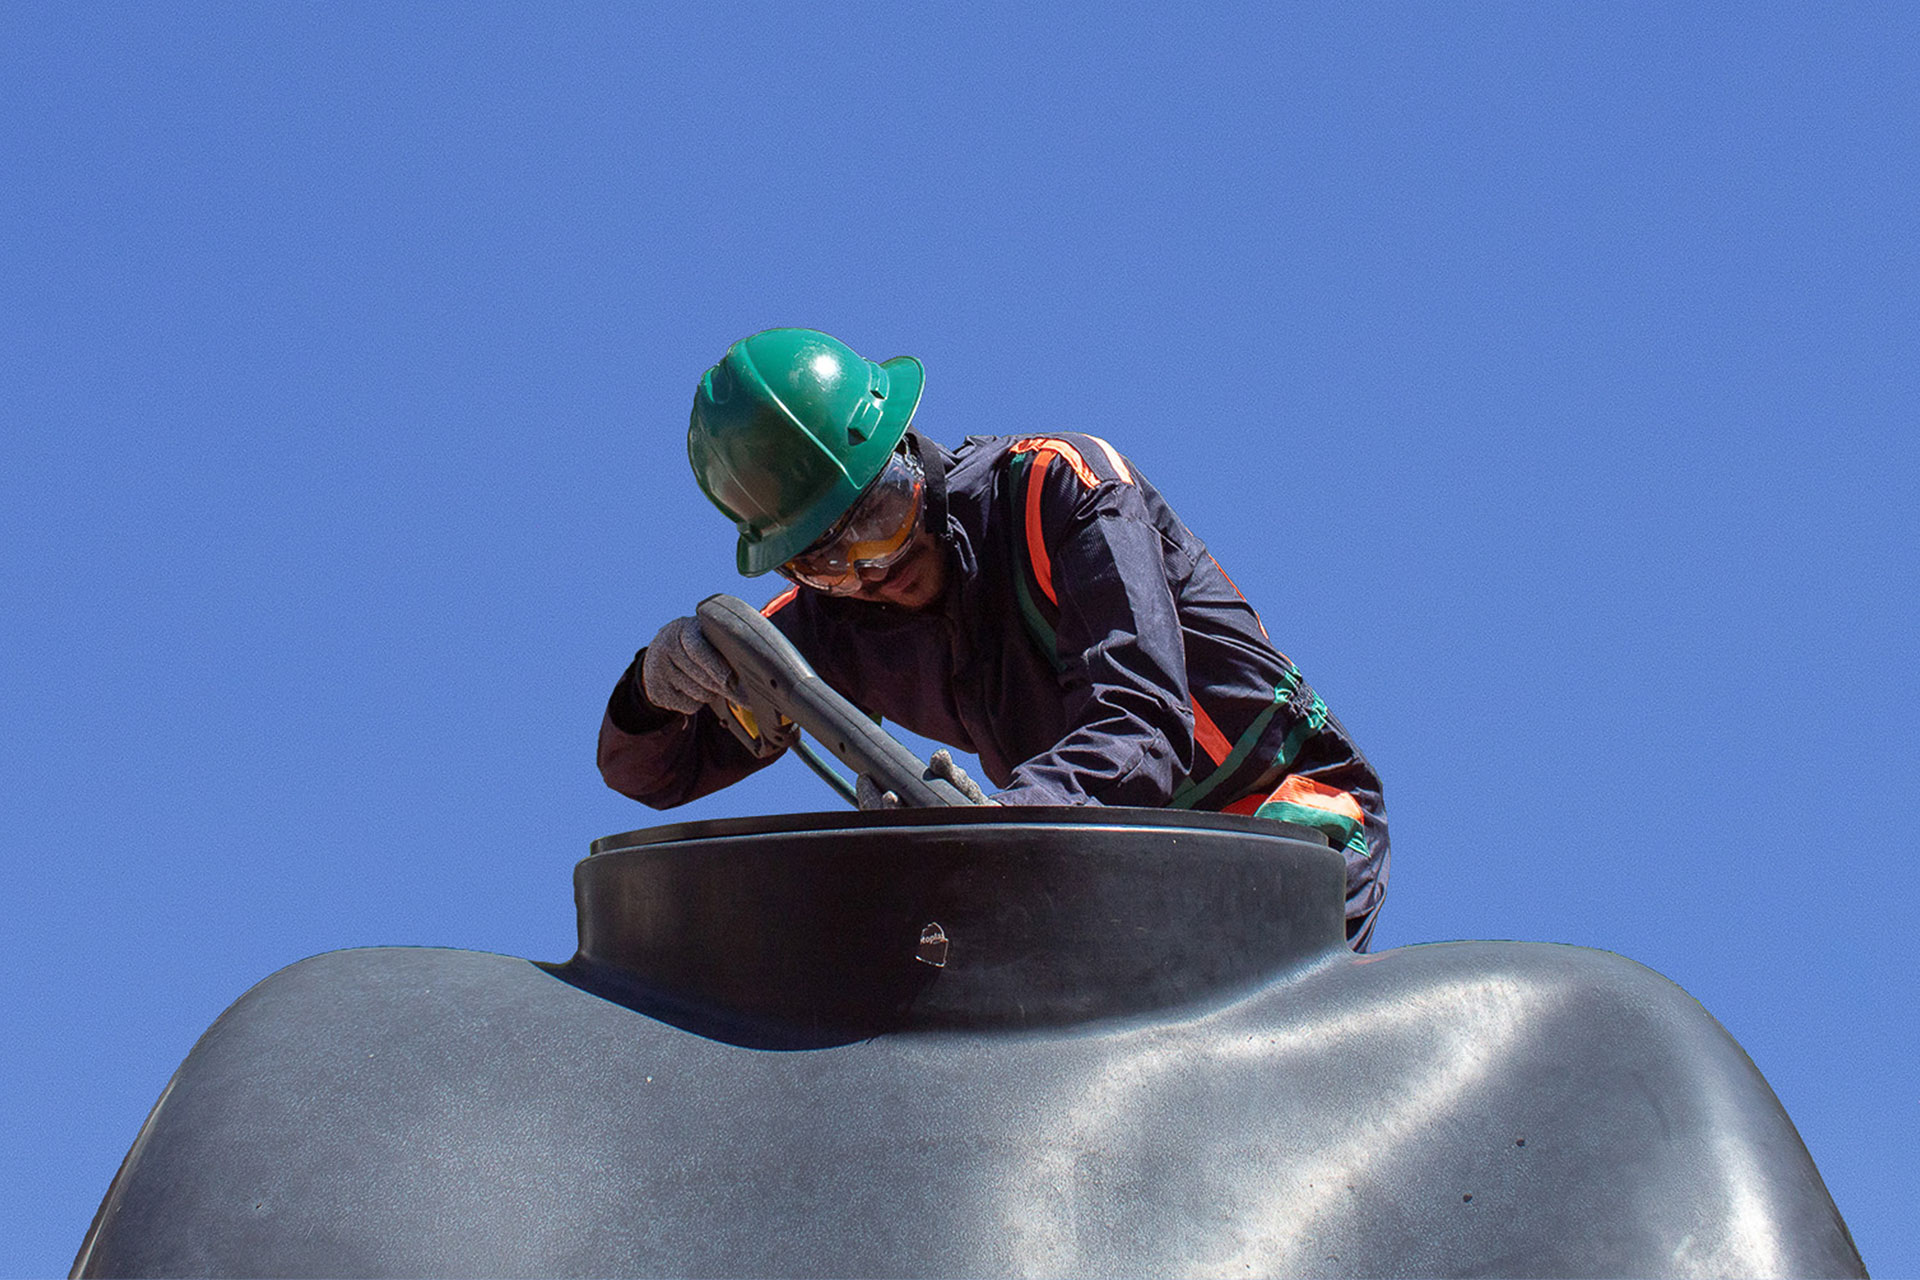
[561,809,1349,1049]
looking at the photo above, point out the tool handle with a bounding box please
[695,594,980,807]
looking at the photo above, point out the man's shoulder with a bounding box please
[947,432,1017,464]
[939,433,1018,495]
[947,432,1138,487]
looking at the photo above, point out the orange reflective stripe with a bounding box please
[1024,448,1057,604]
[1209,554,1272,643]
[1010,436,1102,488]
[1013,435,1141,608]
[761,586,799,616]
[1265,774,1366,826]
[1191,697,1231,767]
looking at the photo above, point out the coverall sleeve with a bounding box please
[595,650,783,808]
[995,465,1201,808]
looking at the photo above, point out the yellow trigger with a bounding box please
[727,701,791,742]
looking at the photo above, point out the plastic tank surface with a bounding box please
[73,808,1865,1278]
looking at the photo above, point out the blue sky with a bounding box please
[3,3,1914,1273]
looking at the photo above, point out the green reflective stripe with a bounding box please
[1013,567,1062,672]
[1267,674,1330,779]
[1255,798,1364,848]
[1170,663,1326,811]
[1170,683,1287,809]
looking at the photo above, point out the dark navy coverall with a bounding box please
[600,431,1390,949]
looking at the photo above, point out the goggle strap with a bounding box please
[906,429,948,547]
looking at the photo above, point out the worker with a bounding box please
[598,328,1390,950]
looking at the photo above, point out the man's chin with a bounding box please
[862,555,944,611]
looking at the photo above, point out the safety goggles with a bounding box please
[780,447,925,594]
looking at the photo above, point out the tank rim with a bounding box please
[589,804,1331,856]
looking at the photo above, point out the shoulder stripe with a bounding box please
[1011,434,1138,607]
[1010,436,1112,489]
[1087,435,1134,484]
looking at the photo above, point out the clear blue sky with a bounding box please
[4,3,1914,1273]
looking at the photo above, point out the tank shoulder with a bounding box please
[1214,938,1864,1274]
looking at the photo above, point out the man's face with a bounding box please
[779,446,947,610]
[840,520,948,611]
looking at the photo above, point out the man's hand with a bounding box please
[855,774,901,810]
[857,752,991,808]
[928,749,993,805]
[641,616,732,715]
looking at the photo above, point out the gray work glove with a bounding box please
[856,750,992,809]
[928,749,991,804]
[640,616,732,715]
[855,773,900,810]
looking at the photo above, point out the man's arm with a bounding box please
[595,645,780,808]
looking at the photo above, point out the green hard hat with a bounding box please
[689,328,925,576]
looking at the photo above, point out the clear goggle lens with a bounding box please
[780,449,925,594]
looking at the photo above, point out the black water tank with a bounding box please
[73,809,1864,1277]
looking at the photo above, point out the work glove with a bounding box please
[640,616,732,715]
[855,773,901,810]
[928,748,991,804]
[856,750,992,809]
